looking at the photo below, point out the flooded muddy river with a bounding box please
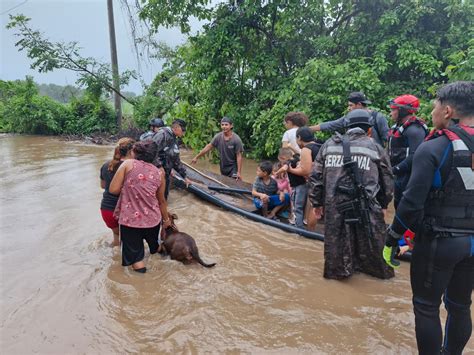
[0,135,472,354]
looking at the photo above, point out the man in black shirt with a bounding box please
[385,81,474,355]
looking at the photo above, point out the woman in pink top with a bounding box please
[110,141,170,273]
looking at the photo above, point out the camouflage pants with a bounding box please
[323,204,394,280]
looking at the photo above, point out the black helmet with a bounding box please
[149,118,164,128]
[344,109,372,128]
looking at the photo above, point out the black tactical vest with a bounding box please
[387,117,428,166]
[424,127,474,234]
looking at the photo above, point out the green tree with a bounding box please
[135,0,473,158]
[6,15,136,122]
[0,77,71,134]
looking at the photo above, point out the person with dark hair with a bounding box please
[191,116,244,179]
[282,111,309,154]
[384,81,474,354]
[387,94,429,208]
[277,127,322,230]
[252,161,289,219]
[140,118,165,141]
[151,119,191,199]
[109,141,170,274]
[99,137,135,246]
[309,109,394,280]
[309,92,389,147]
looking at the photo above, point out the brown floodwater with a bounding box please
[0,135,472,354]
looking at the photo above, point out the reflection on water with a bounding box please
[0,135,470,354]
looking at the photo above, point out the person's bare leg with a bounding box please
[111,227,120,247]
[267,205,284,219]
[261,202,269,217]
[132,260,146,273]
[306,207,318,231]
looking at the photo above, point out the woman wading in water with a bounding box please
[99,138,135,246]
[110,141,171,273]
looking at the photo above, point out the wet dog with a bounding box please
[160,214,216,268]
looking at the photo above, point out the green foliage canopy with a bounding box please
[0,77,116,135]
[136,0,473,157]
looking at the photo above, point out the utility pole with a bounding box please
[107,0,122,129]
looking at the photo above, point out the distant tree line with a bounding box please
[0,77,116,134]
[36,83,137,104]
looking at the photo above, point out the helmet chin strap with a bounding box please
[398,107,411,119]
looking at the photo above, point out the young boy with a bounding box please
[252,161,290,219]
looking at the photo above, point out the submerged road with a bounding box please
[1,135,471,353]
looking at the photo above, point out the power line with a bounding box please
[1,0,29,16]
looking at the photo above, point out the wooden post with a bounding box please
[107,0,122,129]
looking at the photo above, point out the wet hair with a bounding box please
[132,141,157,163]
[284,111,309,127]
[436,81,474,118]
[258,161,273,175]
[108,137,135,172]
[278,147,294,160]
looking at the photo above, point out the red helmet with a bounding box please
[389,94,420,114]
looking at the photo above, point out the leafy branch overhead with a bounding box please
[133,0,474,157]
[6,14,136,104]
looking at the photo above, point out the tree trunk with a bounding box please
[107,0,122,129]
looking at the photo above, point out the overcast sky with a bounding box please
[1,0,201,94]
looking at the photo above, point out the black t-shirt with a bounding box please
[306,141,322,161]
[287,157,306,187]
[100,161,121,210]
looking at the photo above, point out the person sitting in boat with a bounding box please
[252,161,290,220]
[191,116,244,180]
[272,162,292,220]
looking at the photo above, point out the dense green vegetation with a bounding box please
[4,0,474,158]
[136,0,474,157]
[0,77,116,135]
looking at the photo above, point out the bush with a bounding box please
[252,59,383,157]
[65,96,116,135]
[0,78,70,134]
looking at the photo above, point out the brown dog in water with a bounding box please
[160,214,216,268]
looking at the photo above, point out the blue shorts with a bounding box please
[254,193,290,210]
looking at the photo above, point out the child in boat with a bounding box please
[272,162,292,220]
[252,161,290,219]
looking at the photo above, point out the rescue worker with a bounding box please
[151,119,191,199]
[387,94,429,208]
[384,81,474,355]
[309,109,394,280]
[140,118,165,141]
[309,92,389,147]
